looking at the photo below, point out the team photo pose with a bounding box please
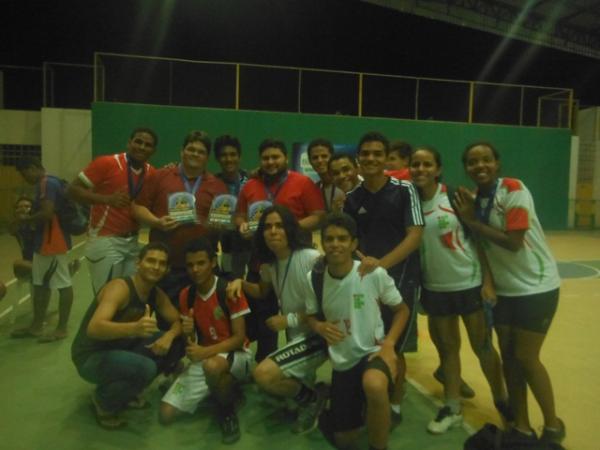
[235,138,325,360]
[232,205,328,434]
[68,127,157,295]
[71,243,183,429]
[214,135,251,279]
[306,212,409,450]
[409,146,508,434]
[455,141,565,445]
[343,131,424,419]
[132,131,227,303]
[160,238,252,444]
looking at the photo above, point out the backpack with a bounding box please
[464,423,565,450]
[186,277,256,342]
[50,176,89,236]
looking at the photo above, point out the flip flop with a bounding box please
[91,395,127,429]
[38,332,68,343]
[10,328,42,339]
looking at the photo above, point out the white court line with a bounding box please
[5,240,86,288]
[407,376,477,436]
[0,294,31,319]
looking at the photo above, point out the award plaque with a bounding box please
[168,192,198,224]
[247,200,272,232]
[208,194,237,228]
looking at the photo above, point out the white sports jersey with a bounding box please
[421,184,481,291]
[261,248,320,340]
[304,261,403,371]
[478,178,560,296]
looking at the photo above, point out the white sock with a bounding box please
[390,403,401,414]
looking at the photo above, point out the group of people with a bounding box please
[5,127,566,449]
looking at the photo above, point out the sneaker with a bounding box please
[427,406,462,434]
[433,367,476,399]
[541,418,566,444]
[220,412,241,444]
[291,384,328,434]
[390,403,403,426]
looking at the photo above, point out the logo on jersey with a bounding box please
[213,306,225,320]
[353,293,365,309]
[437,215,450,230]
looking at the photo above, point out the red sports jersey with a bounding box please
[179,280,251,347]
[236,170,324,220]
[135,166,227,268]
[79,153,154,236]
[385,168,411,181]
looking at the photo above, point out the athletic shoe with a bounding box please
[433,367,476,399]
[220,412,241,444]
[291,383,328,434]
[427,406,462,434]
[541,418,566,444]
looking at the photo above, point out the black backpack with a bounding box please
[50,176,89,236]
[186,277,256,342]
[464,424,565,450]
[310,263,326,321]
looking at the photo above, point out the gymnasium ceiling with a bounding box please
[362,0,600,60]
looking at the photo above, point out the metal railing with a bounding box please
[1,54,575,129]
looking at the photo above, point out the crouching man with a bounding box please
[305,213,410,450]
[71,242,183,428]
[159,238,252,445]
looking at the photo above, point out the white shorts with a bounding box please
[268,334,328,386]
[161,349,253,414]
[32,253,72,289]
[85,235,140,295]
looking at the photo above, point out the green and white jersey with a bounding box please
[304,261,403,371]
[478,178,560,296]
[261,248,321,340]
[421,183,481,292]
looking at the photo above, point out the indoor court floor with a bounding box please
[0,230,598,450]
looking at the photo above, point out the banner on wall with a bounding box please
[291,142,356,182]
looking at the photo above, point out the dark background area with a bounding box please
[1,0,598,113]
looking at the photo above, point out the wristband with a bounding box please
[286,312,299,328]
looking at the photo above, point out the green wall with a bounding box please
[92,102,571,229]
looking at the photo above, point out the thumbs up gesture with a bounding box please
[135,304,159,337]
[181,308,195,337]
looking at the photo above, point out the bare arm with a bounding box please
[298,210,325,231]
[186,315,247,361]
[131,201,178,232]
[67,177,130,208]
[144,289,183,355]
[87,279,157,340]
[454,188,525,252]
[357,225,423,276]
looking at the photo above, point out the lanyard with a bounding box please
[320,182,336,211]
[274,252,294,300]
[475,179,499,225]
[179,165,202,195]
[264,171,288,202]
[125,155,145,199]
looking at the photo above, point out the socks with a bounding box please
[390,403,401,415]
[446,398,461,414]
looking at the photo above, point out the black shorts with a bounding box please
[421,286,483,317]
[330,356,394,432]
[493,288,559,334]
[381,282,419,353]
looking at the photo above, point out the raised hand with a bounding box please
[135,304,159,338]
[181,308,195,336]
[356,250,380,277]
